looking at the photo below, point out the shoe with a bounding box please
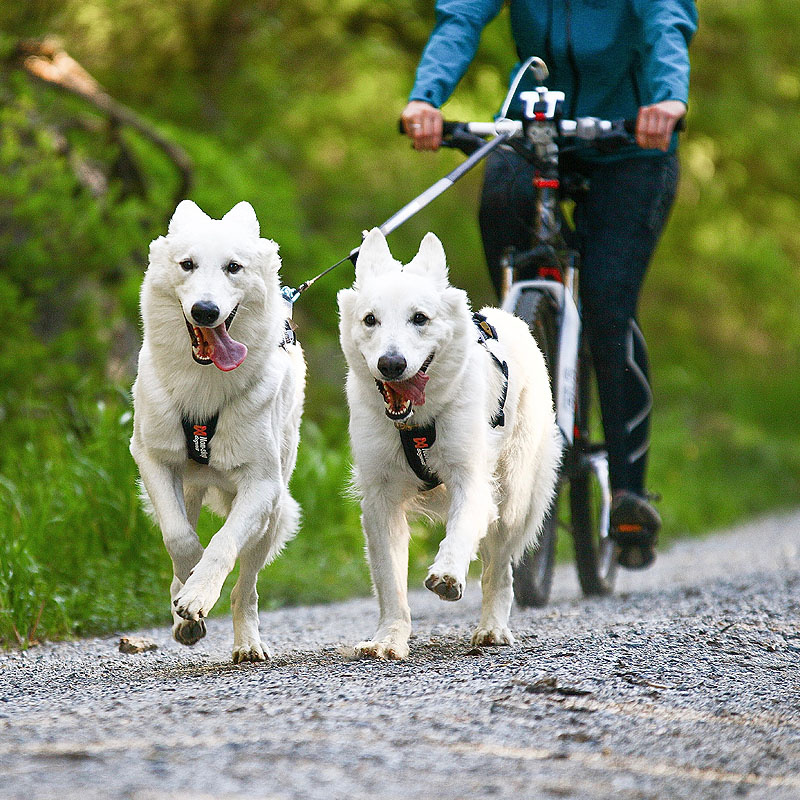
[610,490,661,570]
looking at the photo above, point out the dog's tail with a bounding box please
[264,491,301,564]
[512,419,561,563]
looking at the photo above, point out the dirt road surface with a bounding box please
[1,511,798,799]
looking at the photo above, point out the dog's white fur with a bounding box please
[130,200,305,663]
[338,229,561,659]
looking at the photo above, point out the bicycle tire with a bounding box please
[570,331,618,596]
[511,288,560,608]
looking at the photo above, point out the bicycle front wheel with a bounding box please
[511,288,560,608]
[570,332,618,596]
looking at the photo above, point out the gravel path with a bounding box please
[1,511,798,800]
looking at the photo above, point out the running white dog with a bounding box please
[338,228,561,659]
[130,200,305,663]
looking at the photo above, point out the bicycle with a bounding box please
[288,58,675,607]
[428,57,679,606]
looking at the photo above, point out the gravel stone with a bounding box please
[0,510,798,799]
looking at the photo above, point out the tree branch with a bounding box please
[17,38,193,205]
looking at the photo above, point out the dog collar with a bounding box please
[279,318,297,349]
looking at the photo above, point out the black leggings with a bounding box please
[479,149,679,494]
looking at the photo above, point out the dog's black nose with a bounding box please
[378,353,407,380]
[191,301,220,327]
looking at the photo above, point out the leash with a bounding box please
[281,130,514,306]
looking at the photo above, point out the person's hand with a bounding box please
[401,101,444,151]
[635,100,686,151]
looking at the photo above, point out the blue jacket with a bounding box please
[409,0,697,154]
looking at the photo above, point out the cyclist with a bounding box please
[401,0,697,570]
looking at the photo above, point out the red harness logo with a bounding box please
[193,425,209,459]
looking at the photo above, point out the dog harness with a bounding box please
[182,414,218,465]
[182,319,296,464]
[398,312,509,490]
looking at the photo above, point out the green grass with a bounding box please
[2,372,797,649]
[0,395,369,647]
[2,0,800,647]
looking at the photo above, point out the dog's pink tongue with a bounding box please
[386,371,429,406]
[205,324,247,371]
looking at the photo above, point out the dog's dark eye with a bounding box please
[180,259,195,272]
[226,261,243,275]
[363,313,377,327]
[412,312,429,326]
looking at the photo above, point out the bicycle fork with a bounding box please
[501,264,580,449]
[501,263,613,541]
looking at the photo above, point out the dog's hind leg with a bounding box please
[472,525,517,647]
[230,493,299,664]
[355,491,412,660]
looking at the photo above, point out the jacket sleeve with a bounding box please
[633,0,698,105]
[409,0,505,108]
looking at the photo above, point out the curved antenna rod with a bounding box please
[498,56,549,120]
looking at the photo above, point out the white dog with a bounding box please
[338,228,561,659]
[130,200,305,663]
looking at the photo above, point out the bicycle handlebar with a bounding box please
[399,116,685,156]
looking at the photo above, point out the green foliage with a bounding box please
[0,0,799,645]
[0,395,369,646]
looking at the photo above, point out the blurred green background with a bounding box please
[1,0,798,646]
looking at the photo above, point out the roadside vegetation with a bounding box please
[1,1,798,646]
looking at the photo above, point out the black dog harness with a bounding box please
[182,319,296,464]
[398,312,509,490]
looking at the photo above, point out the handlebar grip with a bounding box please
[396,119,466,136]
[622,116,686,135]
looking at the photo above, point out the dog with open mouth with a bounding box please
[130,200,305,663]
[338,228,561,659]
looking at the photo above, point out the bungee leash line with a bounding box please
[280,128,514,308]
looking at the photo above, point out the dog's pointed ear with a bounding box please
[337,287,356,321]
[257,237,280,275]
[222,201,260,238]
[168,200,210,236]
[354,228,398,285]
[405,232,449,288]
[147,235,168,267]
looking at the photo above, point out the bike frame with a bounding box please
[493,82,613,543]
[501,278,580,448]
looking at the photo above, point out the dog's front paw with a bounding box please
[172,617,207,646]
[471,625,515,647]
[173,577,220,622]
[424,571,464,602]
[354,639,409,661]
[232,640,271,664]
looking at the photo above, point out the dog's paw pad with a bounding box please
[424,572,464,602]
[232,642,270,664]
[173,617,206,646]
[471,626,515,647]
[353,640,408,661]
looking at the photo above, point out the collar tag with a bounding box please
[182,414,219,464]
